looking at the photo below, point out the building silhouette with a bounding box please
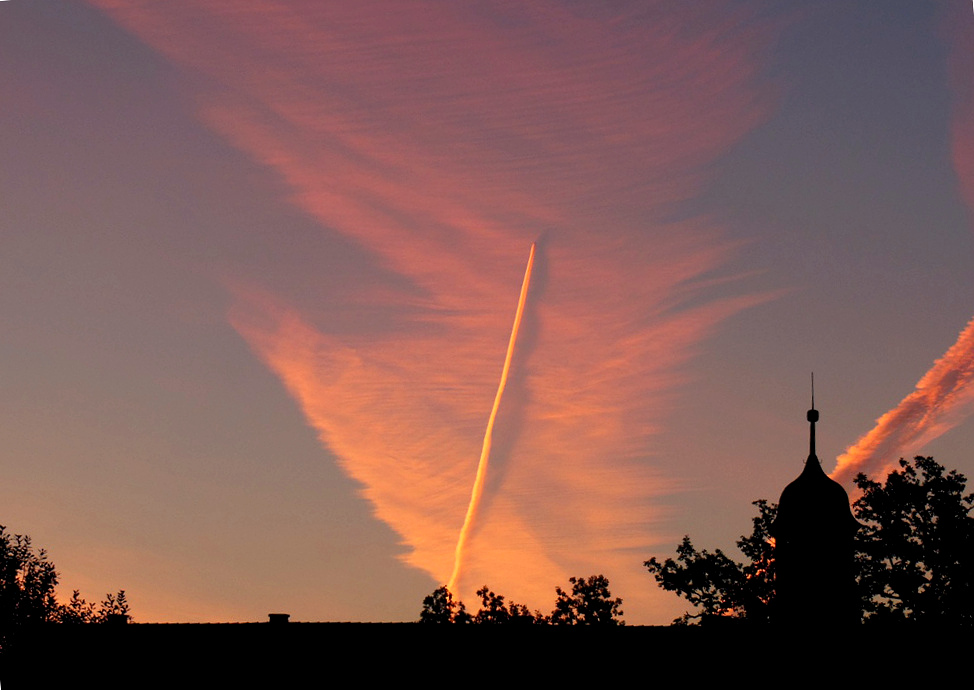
[770,395,859,625]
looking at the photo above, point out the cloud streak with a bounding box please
[833,317,974,483]
[89,0,778,618]
[833,8,974,485]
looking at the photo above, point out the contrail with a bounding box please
[447,243,536,595]
[832,315,974,483]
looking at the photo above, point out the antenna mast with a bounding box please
[807,372,818,460]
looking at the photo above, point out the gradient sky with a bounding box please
[2,1,973,625]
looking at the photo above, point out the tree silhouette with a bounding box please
[550,574,624,625]
[57,589,130,625]
[419,585,545,624]
[0,524,131,651]
[419,585,469,623]
[57,590,98,625]
[419,575,623,624]
[854,457,974,623]
[472,586,545,624]
[0,527,60,646]
[645,457,974,625]
[645,501,774,624]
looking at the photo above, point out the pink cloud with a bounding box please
[833,317,974,483]
[89,0,778,619]
[944,1,974,215]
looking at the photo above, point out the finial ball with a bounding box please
[807,409,819,423]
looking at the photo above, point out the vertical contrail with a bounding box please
[447,243,536,595]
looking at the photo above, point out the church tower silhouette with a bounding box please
[770,382,860,625]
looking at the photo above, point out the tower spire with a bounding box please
[807,372,818,461]
[771,378,862,626]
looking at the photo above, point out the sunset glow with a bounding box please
[92,0,780,615]
[4,2,974,624]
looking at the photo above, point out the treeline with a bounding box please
[420,574,623,625]
[646,456,974,624]
[1,525,130,652]
[425,456,974,627]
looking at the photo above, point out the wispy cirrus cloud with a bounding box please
[833,5,974,485]
[89,0,778,617]
[833,317,974,484]
[945,1,974,215]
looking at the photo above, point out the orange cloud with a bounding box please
[90,0,778,619]
[833,317,974,484]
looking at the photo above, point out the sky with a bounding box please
[2,0,973,625]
